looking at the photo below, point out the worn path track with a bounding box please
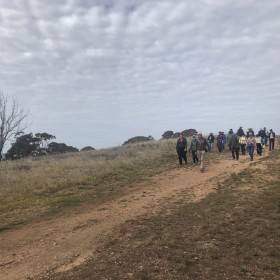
[0,150,268,280]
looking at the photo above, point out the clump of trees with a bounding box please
[5,132,79,160]
[122,136,154,146]
[162,129,197,139]
[80,146,95,152]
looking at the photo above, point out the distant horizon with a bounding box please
[2,126,277,155]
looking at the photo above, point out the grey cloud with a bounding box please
[0,0,279,150]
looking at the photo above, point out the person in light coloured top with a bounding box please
[255,134,262,156]
[246,132,256,161]
[239,134,247,155]
[269,129,276,151]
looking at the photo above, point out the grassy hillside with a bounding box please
[0,139,180,231]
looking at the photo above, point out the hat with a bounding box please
[198,132,202,135]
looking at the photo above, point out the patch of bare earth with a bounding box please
[0,149,270,280]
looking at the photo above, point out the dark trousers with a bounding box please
[240,144,246,155]
[191,150,198,163]
[217,142,223,152]
[232,148,240,160]
[257,143,262,155]
[177,150,187,165]
[269,139,275,151]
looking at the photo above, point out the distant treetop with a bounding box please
[162,129,197,139]
[122,136,154,146]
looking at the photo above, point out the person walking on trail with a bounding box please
[227,129,234,149]
[264,127,269,146]
[207,132,215,152]
[269,129,276,151]
[229,133,240,160]
[246,132,256,161]
[189,135,199,164]
[255,134,263,156]
[196,132,210,172]
[239,134,247,155]
[222,132,227,150]
[176,133,187,165]
[217,131,224,152]
[258,128,266,147]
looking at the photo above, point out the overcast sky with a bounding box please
[1,0,279,150]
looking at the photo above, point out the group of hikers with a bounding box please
[176,127,276,172]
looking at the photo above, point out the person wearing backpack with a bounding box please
[189,135,199,164]
[196,132,210,172]
[176,133,188,165]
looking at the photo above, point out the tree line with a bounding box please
[0,92,197,160]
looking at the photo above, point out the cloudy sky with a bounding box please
[1,0,279,150]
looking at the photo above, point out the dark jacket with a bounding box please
[207,134,214,143]
[176,137,187,152]
[196,137,210,151]
[237,128,245,137]
[229,133,240,149]
[258,129,266,138]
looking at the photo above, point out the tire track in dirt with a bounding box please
[0,151,268,280]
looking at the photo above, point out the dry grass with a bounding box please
[46,145,280,280]
[0,139,178,230]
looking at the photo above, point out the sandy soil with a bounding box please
[0,150,269,280]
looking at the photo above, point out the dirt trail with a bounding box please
[0,151,268,280]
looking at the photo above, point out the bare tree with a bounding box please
[0,92,30,160]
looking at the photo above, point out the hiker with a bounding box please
[217,131,224,152]
[189,135,199,164]
[246,132,256,161]
[237,126,245,137]
[239,134,247,155]
[207,132,215,152]
[196,132,210,172]
[222,132,227,149]
[255,134,262,156]
[229,133,240,160]
[264,127,269,146]
[176,133,187,165]
[227,129,234,149]
[258,128,266,147]
[269,129,276,151]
